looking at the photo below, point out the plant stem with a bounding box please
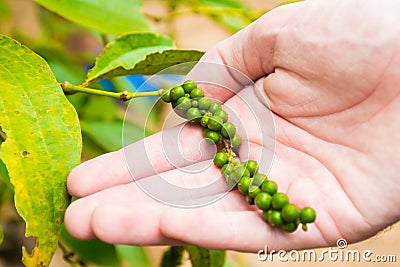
[61,81,164,101]
[58,240,87,267]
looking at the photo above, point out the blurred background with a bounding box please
[0,0,399,266]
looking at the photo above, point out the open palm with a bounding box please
[65,0,400,252]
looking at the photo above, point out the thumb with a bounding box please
[201,2,301,81]
[186,2,302,102]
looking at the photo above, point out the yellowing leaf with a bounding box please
[0,35,82,266]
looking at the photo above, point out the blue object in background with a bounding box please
[86,61,185,102]
[98,78,115,92]
[97,75,158,97]
[98,74,184,101]
[126,75,159,93]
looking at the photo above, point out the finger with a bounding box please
[91,192,254,246]
[183,3,304,105]
[159,205,326,253]
[65,163,230,240]
[91,203,178,246]
[65,179,248,243]
[68,123,215,198]
[65,183,143,240]
[67,151,128,198]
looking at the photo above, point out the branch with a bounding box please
[58,240,87,267]
[60,81,164,101]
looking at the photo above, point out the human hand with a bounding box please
[65,0,400,252]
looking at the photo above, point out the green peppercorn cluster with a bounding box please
[161,80,316,232]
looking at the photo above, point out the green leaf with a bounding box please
[83,33,174,86]
[0,35,82,266]
[81,132,107,159]
[0,159,12,192]
[85,49,204,86]
[160,246,185,267]
[80,120,148,152]
[81,97,120,122]
[82,33,204,86]
[185,246,226,267]
[61,225,120,267]
[115,245,150,267]
[196,0,256,32]
[34,0,149,34]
